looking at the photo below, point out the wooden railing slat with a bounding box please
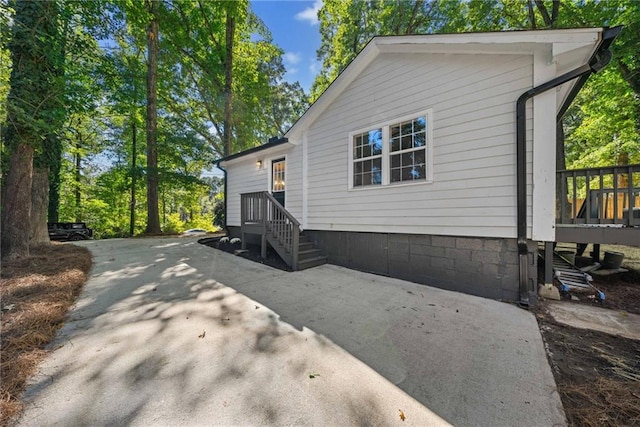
[556,164,640,226]
[241,191,301,268]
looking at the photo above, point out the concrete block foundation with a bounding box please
[228,226,537,303]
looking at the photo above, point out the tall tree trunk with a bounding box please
[145,0,161,233]
[48,134,62,222]
[2,1,62,259]
[223,10,235,157]
[130,121,137,236]
[30,166,51,247]
[74,142,82,222]
[1,144,34,259]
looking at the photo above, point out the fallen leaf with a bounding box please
[309,373,320,379]
[399,409,406,421]
[255,305,260,309]
[198,330,206,338]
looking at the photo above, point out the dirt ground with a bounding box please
[200,237,291,271]
[1,238,638,426]
[537,243,640,427]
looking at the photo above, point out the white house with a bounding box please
[218,27,625,305]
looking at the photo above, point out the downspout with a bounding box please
[515,28,619,307]
[216,160,229,235]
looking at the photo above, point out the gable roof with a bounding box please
[220,28,606,164]
[284,28,605,139]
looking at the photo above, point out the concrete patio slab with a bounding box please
[19,237,565,426]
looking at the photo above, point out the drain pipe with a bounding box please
[515,31,618,306]
[215,161,229,235]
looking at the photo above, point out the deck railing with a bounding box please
[557,164,640,226]
[240,191,300,269]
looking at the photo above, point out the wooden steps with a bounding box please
[266,232,327,271]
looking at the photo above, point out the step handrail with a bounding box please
[241,191,300,270]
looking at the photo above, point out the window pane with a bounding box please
[363,144,371,158]
[355,161,363,174]
[415,149,425,165]
[391,125,400,139]
[369,129,382,155]
[414,132,425,147]
[372,170,382,184]
[391,154,400,168]
[402,152,413,167]
[362,174,371,186]
[401,135,412,150]
[402,122,412,135]
[391,169,401,182]
[413,164,426,179]
[363,160,371,173]
[373,158,381,172]
[354,174,362,187]
[401,167,412,181]
[414,116,426,132]
[390,137,400,152]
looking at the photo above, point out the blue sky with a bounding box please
[250,0,323,93]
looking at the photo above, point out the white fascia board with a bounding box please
[552,41,597,57]
[374,28,601,47]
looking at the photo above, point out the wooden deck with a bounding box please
[556,164,639,246]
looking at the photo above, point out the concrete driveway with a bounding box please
[19,237,565,426]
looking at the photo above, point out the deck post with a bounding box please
[544,241,554,285]
[291,225,299,271]
[260,193,267,258]
[591,244,600,263]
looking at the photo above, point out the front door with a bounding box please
[272,158,285,206]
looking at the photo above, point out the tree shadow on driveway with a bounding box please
[18,237,449,426]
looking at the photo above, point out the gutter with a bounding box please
[515,26,621,307]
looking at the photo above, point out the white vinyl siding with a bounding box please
[226,158,268,227]
[305,52,534,238]
[225,143,303,227]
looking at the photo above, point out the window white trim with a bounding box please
[267,155,287,194]
[348,109,433,190]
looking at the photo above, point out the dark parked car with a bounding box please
[48,222,93,241]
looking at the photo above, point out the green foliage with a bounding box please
[2,0,65,153]
[213,199,225,229]
[0,4,12,125]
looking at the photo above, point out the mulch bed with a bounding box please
[0,243,93,426]
[199,236,291,271]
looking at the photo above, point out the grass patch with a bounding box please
[1,243,92,426]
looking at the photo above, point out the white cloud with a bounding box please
[287,67,299,75]
[308,59,321,75]
[295,0,322,26]
[283,52,301,65]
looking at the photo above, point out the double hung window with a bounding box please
[353,129,382,186]
[350,110,432,189]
